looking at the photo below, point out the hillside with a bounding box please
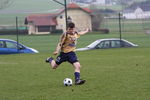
[0,0,65,25]
[0,0,63,14]
[1,0,148,14]
[1,0,147,14]
[0,0,148,25]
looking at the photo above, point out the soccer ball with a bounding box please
[63,78,73,86]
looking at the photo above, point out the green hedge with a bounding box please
[0,29,28,35]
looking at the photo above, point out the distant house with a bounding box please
[72,0,106,4]
[25,3,92,34]
[123,1,150,19]
[56,3,92,32]
[25,14,57,34]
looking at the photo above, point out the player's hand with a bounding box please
[53,51,58,55]
[85,28,90,33]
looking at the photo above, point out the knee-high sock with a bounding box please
[74,72,80,82]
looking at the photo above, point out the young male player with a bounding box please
[46,22,89,85]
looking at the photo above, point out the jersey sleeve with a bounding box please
[75,31,80,38]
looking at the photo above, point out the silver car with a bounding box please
[76,38,138,51]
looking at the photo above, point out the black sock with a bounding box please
[74,72,80,82]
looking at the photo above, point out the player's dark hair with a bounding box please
[67,22,75,28]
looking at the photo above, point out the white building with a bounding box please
[93,0,105,5]
[123,2,150,19]
[72,0,106,4]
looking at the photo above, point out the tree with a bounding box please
[91,9,104,31]
[117,0,134,8]
[0,0,12,10]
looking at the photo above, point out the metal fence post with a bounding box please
[119,12,122,40]
[16,16,19,52]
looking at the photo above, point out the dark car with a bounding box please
[0,39,39,54]
[76,38,138,51]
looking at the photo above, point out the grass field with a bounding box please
[1,0,62,12]
[0,0,62,25]
[101,19,150,33]
[0,33,150,100]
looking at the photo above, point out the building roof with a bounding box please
[25,14,57,26]
[59,3,92,14]
[25,3,92,26]
[68,3,92,13]
[67,3,81,9]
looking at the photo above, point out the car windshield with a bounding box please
[87,40,100,48]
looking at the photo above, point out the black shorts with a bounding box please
[56,52,78,65]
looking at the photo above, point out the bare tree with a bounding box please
[0,0,12,10]
[91,9,104,31]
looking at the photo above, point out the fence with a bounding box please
[1,16,150,35]
[0,14,150,53]
[0,15,27,35]
[101,17,150,34]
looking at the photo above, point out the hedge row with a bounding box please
[0,29,28,35]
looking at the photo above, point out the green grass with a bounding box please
[102,19,150,33]
[0,0,64,25]
[2,0,62,12]
[0,33,150,100]
[0,0,62,25]
[0,14,28,25]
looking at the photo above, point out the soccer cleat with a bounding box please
[45,57,53,63]
[75,79,86,85]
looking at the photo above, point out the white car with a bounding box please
[76,38,138,51]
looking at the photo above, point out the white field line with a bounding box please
[0,62,18,65]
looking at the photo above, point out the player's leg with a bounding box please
[46,57,58,69]
[73,62,86,85]
[68,52,86,85]
[46,52,66,69]
[73,62,80,73]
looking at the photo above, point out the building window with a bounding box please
[60,15,63,19]
[38,26,50,32]
[67,16,72,23]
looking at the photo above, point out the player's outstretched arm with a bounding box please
[78,28,89,35]
[53,33,66,55]
[53,43,61,55]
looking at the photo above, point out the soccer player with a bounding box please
[46,22,89,85]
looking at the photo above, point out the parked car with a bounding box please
[0,39,39,54]
[76,38,138,51]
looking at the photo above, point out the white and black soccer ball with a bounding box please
[63,78,73,86]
